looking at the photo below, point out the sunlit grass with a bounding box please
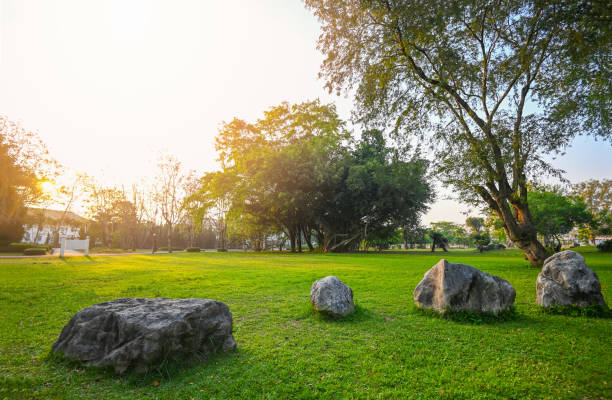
[0,249,610,399]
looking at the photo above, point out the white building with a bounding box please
[594,235,612,246]
[21,208,89,245]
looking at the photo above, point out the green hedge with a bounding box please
[23,248,47,256]
[0,243,51,253]
[217,248,228,252]
[597,240,612,252]
[158,247,184,251]
[185,247,201,252]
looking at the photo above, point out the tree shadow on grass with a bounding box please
[299,302,374,323]
[538,304,611,319]
[58,255,99,265]
[412,306,521,325]
[46,346,243,386]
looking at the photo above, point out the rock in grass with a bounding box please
[310,276,355,317]
[52,298,236,373]
[536,250,607,308]
[414,259,515,314]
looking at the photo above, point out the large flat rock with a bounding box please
[414,259,515,314]
[52,298,236,373]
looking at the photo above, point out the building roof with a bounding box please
[26,208,89,224]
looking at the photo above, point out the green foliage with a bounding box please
[465,217,484,234]
[22,248,46,255]
[157,247,183,252]
[485,214,507,243]
[528,189,593,248]
[597,240,612,252]
[0,243,50,253]
[427,230,448,252]
[188,102,433,253]
[185,247,201,253]
[429,221,470,247]
[471,232,491,253]
[573,179,612,244]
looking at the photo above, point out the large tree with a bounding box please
[189,101,433,252]
[0,116,56,243]
[304,0,611,265]
[154,154,186,253]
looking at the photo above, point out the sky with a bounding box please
[1,0,610,224]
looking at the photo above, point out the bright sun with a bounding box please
[39,180,57,196]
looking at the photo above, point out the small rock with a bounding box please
[310,276,355,317]
[414,259,515,314]
[536,250,607,308]
[52,298,236,373]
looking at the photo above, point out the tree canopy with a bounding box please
[0,116,56,243]
[304,0,611,265]
[528,188,592,250]
[187,100,434,252]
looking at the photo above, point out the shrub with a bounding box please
[0,243,50,253]
[23,248,47,256]
[217,248,228,252]
[158,247,184,252]
[596,240,612,252]
[185,247,201,252]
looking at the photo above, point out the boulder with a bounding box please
[536,250,607,308]
[52,298,236,373]
[414,259,515,314]
[310,276,355,317]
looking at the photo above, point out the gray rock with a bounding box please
[536,250,607,308]
[52,298,236,373]
[310,276,355,317]
[414,259,515,314]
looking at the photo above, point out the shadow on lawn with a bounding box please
[58,255,99,265]
[299,303,374,323]
[46,347,243,385]
[412,306,522,325]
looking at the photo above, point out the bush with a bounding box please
[217,248,228,252]
[23,248,47,256]
[158,246,184,251]
[596,240,612,252]
[0,243,50,253]
[185,247,201,252]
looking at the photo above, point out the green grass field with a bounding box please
[0,249,610,399]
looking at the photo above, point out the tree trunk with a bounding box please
[499,204,549,266]
[167,223,172,253]
[476,181,550,266]
[297,225,303,253]
[302,226,314,251]
[289,229,296,253]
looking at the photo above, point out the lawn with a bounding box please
[0,249,610,399]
